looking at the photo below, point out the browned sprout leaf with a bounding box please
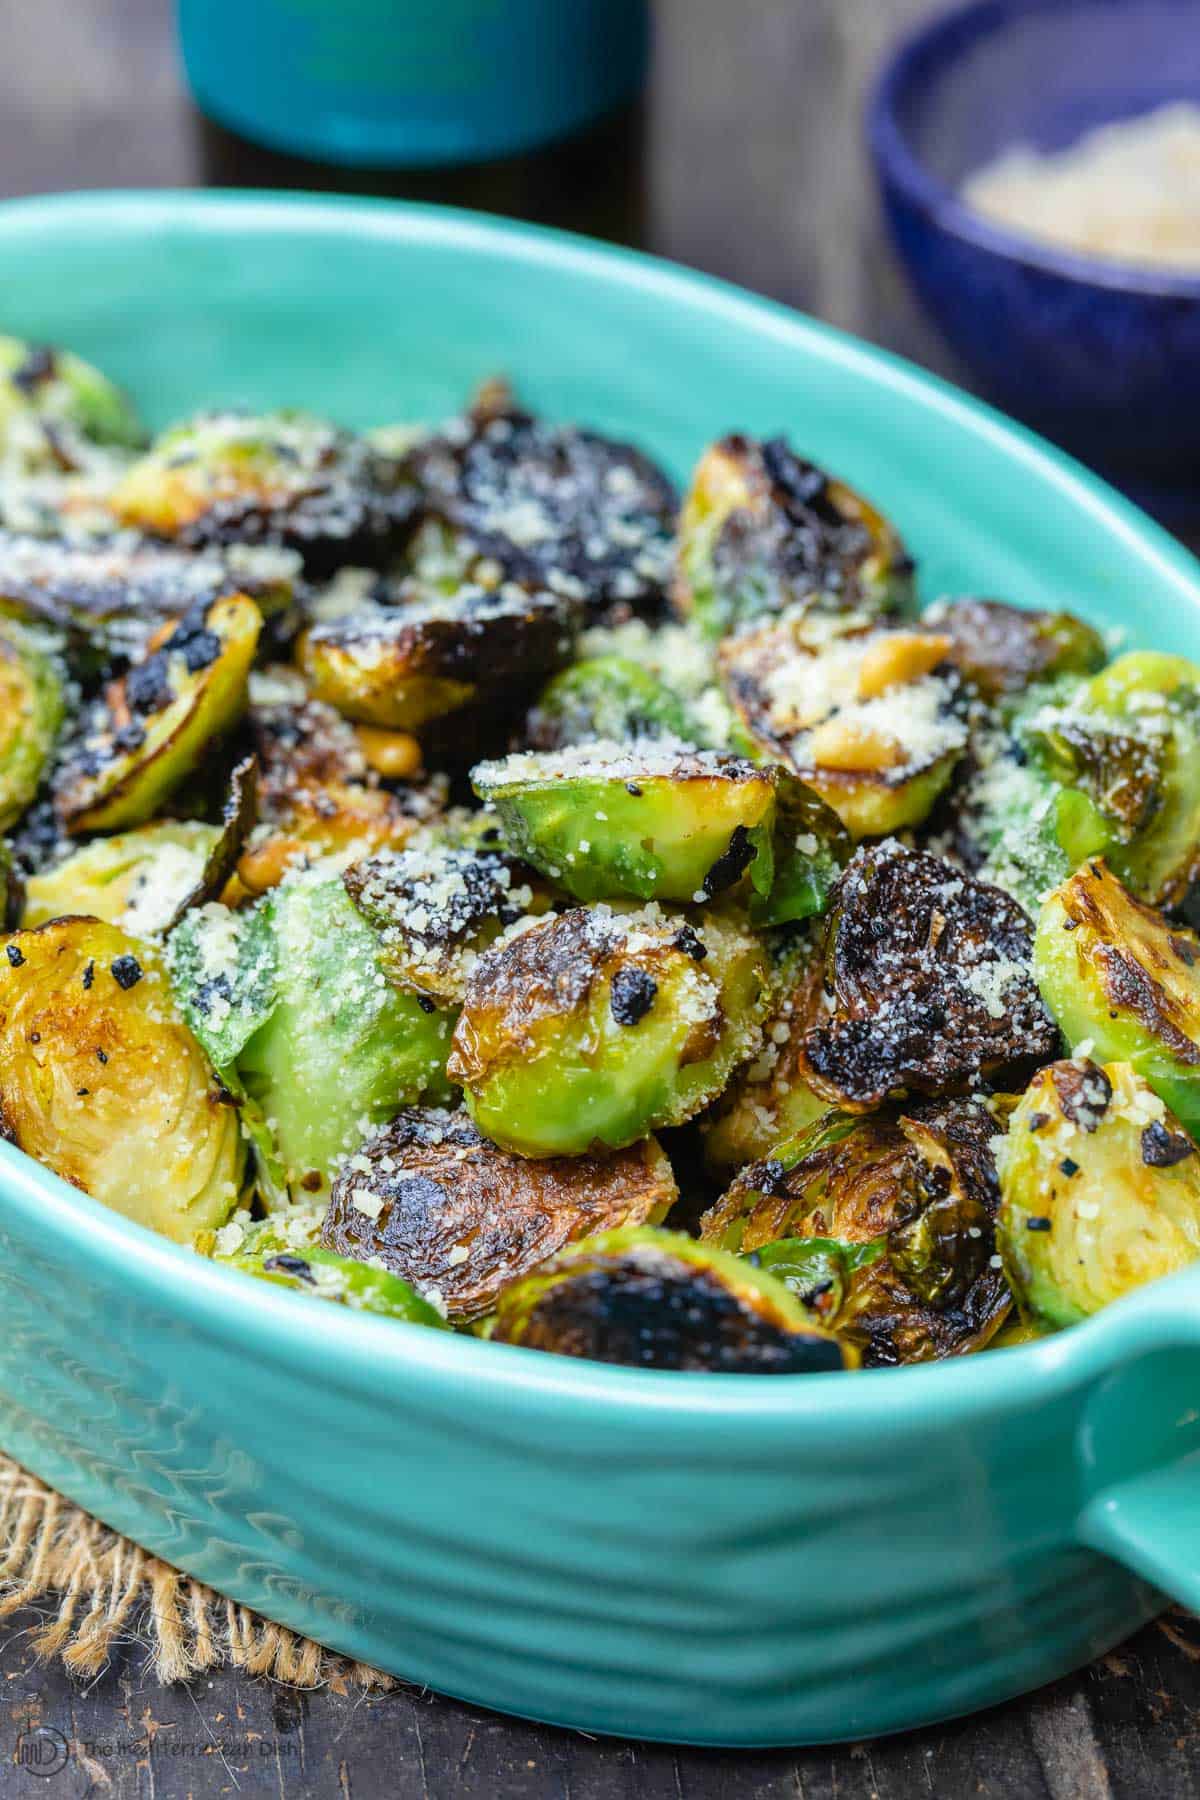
[321,1107,678,1321]
[800,842,1059,1107]
[922,597,1106,701]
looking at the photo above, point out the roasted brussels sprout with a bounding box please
[703,1098,1010,1363]
[524,656,697,751]
[1024,653,1200,905]
[922,597,1106,702]
[800,843,1058,1109]
[0,622,64,831]
[719,612,967,838]
[997,1058,1200,1326]
[23,820,219,933]
[235,875,456,1194]
[213,1212,449,1327]
[488,1224,852,1371]
[0,917,242,1239]
[701,926,828,1172]
[238,669,438,892]
[343,842,552,1004]
[322,1107,676,1321]
[472,739,846,922]
[0,336,143,467]
[1034,862,1200,1137]
[674,434,913,639]
[109,410,415,572]
[448,902,771,1156]
[54,593,261,834]
[403,402,677,619]
[300,579,579,732]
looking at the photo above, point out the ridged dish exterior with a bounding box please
[0,193,1199,1745]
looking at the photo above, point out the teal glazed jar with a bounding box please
[177,0,650,167]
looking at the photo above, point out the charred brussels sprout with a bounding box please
[0,917,242,1239]
[701,926,828,1172]
[998,1059,1200,1326]
[472,739,846,921]
[447,902,771,1155]
[403,402,677,620]
[0,336,143,465]
[54,593,261,834]
[1035,862,1200,1137]
[0,623,64,831]
[343,842,552,1004]
[235,875,456,1194]
[1024,653,1200,905]
[674,434,913,639]
[800,843,1058,1109]
[213,1214,448,1327]
[703,1099,1010,1363]
[322,1107,677,1321]
[109,410,415,572]
[300,580,579,732]
[922,598,1106,702]
[488,1224,852,1371]
[525,656,697,751]
[23,820,220,934]
[719,613,967,838]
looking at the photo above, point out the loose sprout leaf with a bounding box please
[0,620,65,832]
[167,898,279,1074]
[109,409,418,573]
[703,1097,1010,1364]
[448,901,771,1156]
[0,916,243,1241]
[54,592,261,833]
[488,1224,852,1372]
[163,753,259,931]
[1035,861,1200,1137]
[404,404,677,619]
[998,1059,1200,1327]
[800,842,1059,1108]
[674,433,913,639]
[322,1108,677,1321]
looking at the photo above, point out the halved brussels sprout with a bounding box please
[447,902,771,1156]
[109,410,416,572]
[0,529,296,674]
[235,875,456,1194]
[0,917,242,1239]
[343,843,553,1004]
[300,580,580,731]
[674,434,913,639]
[473,739,846,922]
[23,820,219,933]
[238,671,439,892]
[488,1224,852,1372]
[54,593,261,834]
[213,1213,448,1327]
[922,598,1106,702]
[1025,653,1200,906]
[701,926,828,1172]
[403,402,677,619]
[703,1098,1010,1363]
[0,336,143,466]
[524,656,698,751]
[1035,862,1200,1137]
[719,612,967,838]
[800,843,1058,1109]
[997,1058,1200,1326]
[321,1107,677,1321]
[0,623,64,831]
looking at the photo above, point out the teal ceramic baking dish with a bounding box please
[1,191,1199,1747]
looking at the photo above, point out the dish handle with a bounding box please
[1074,1291,1200,1611]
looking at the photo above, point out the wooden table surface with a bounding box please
[2,2,1197,1795]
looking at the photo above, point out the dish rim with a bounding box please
[1,184,1199,1418]
[866,0,1200,303]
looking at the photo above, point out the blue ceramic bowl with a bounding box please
[2,191,1200,1747]
[868,0,1200,512]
